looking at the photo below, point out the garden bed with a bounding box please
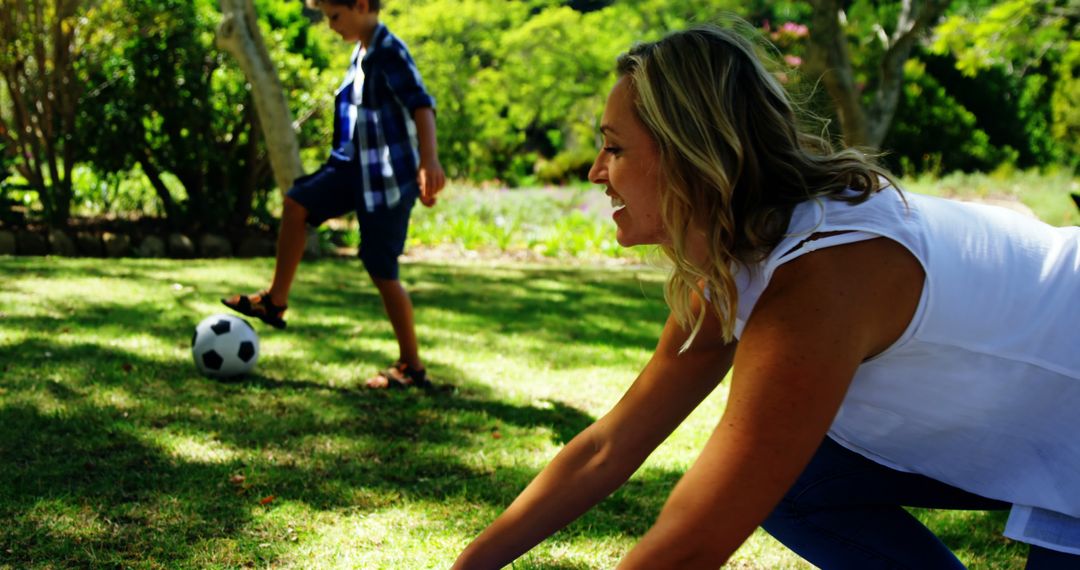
[0,216,282,259]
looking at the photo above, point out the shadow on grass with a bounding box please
[0,332,673,566]
[300,260,671,368]
[0,403,255,566]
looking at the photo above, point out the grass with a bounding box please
[0,252,1031,568]
[902,167,1080,227]
[321,184,647,264]
[315,169,1078,263]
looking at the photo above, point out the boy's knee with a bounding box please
[283,196,309,222]
[360,253,400,281]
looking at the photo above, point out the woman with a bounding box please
[453,25,1080,569]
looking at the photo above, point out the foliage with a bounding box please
[0,255,1029,568]
[739,0,1077,174]
[0,119,9,181]
[1050,39,1080,164]
[381,0,765,186]
[932,0,1073,76]
[0,0,87,224]
[379,0,540,184]
[883,59,1016,174]
[931,0,1079,168]
[0,133,9,184]
[3,0,1077,225]
[75,0,331,231]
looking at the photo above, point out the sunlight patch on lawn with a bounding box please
[516,534,637,569]
[104,332,176,354]
[87,387,139,411]
[275,502,491,570]
[156,431,240,464]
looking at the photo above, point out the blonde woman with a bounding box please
[453,26,1080,569]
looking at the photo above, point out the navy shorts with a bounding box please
[286,159,416,280]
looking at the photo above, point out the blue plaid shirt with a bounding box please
[330,23,435,212]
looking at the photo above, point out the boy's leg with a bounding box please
[356,195,426,387]
[223,161,354,327]
[266,196,310,306]
[762,436,1009,569]
[372,277,420,370]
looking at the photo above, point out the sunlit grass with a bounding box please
[901,167,1079,226]
[324,184,648,264]
[318,170,1080,267]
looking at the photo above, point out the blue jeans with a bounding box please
[762,437,1080,569]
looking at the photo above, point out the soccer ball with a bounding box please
[191,314,259,378]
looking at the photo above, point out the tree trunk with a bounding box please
[804,0,952,150]
[215,0,304,193]
[229,100,261,229]
[805,0,870,148]
[138,150,183,227]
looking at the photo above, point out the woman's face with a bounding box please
[589,76,667,248]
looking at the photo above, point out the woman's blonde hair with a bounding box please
[616,24,895,346]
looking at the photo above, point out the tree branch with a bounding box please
[805,0,870,147]
[867,0,952,146]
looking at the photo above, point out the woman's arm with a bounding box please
[617,237,925,569]
[453,300,736,570]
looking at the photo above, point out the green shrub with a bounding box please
[884,59,1017,175]
[534,147,597,185]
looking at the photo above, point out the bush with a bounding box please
[883,59,1016,175]
[534,147,597,185]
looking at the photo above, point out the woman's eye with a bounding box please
[603,146,621,155]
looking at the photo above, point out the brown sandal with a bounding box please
[221,290,287,329]
[365,361,431,390]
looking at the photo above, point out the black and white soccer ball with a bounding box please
[191,314,259,378]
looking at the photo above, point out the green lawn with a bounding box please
[0,255,1030,568]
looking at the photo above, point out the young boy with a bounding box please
[223,0,445,389]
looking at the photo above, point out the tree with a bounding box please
[803,0,952,149]
[0,0,86,225]
[74,0,330,231]
[73,0,333,231]
[216,0,304,193]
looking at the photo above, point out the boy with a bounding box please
[223,0,445,389]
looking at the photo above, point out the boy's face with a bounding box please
[319,1,373,43]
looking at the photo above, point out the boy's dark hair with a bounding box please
[305,0,381,11]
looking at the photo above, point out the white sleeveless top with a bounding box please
[732,188,1080,537]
